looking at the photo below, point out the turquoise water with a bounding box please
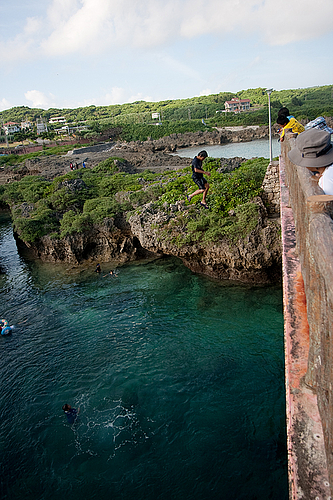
[174,139,280,159]
[0,214,287,500]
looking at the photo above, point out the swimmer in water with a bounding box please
[62,404,79,424]
[103,270,118,277]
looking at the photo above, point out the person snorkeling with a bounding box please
[62,404,79,424]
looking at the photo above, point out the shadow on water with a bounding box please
[0,213,288,500]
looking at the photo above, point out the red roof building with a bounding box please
[2,122,21,134]
[224,98,251,113]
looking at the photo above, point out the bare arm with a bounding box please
[194,167,211,176]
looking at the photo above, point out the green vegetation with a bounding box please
[0,156,270,245]
[167,202,260,247]
[1,85,332,134]
[1,84,332,159]
[118,120,209,142]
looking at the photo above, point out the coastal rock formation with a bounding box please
[14,215,154,264]
[14,197,281,283]
[5,128,282,283]
[128,197,281,283]
[111,125,276,157]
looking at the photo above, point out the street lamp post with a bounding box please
[266,88,273,163]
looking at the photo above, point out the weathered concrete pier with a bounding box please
[280,133,333,499]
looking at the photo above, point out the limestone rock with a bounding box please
[128,198,281,283]
[13,195,281,282]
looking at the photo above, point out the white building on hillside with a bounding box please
[21,120,33,130]
[49,116,67,124]
[3,122,21,135]
[224,98,251,113]
[36,117,48,135]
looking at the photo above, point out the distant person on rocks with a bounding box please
[277,114,304,142]
[187,150,211,209]
[82,161,86,168]
[70,162,73,170]
[288,128,333,195]
[62,404,79,424]
[95,263,101,273]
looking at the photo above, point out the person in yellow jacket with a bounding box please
[277,114,305,142]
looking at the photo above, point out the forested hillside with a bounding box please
[1,85,332,128]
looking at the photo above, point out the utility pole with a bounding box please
[266,88,273,163]
[1,120,9,148]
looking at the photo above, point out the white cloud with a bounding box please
[24,17,41,36]
[2,0,333,62]
[24,90,56,108]
[199,89,213,96]
[42,0,113,55]
[41,0,333,51]
[0,98,11,112]
[78,88,154,107]
[126,92,154,104]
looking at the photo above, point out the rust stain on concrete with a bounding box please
[280,155,331,500]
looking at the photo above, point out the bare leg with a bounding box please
[202,183,209,204]
[188,188,204,200]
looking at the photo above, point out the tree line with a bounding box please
[1,85,332,126]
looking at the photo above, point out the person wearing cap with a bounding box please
[187,150,211,209]
[288,128,333,195]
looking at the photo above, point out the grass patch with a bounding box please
[0,155,270,244]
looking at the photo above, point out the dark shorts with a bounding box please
[192,175,207,190]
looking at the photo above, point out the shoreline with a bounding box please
[0,126,277,184]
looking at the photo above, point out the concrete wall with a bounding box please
[282,133,333,492]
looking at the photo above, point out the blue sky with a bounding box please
[1,0,333,111]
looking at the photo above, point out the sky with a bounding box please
[1,0,333,112]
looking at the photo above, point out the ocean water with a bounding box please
[0,213,288,500]
[174,139,281,159]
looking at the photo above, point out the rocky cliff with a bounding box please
[128,197,281,283]
[15,196,281,284]
[6,128,282,283]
